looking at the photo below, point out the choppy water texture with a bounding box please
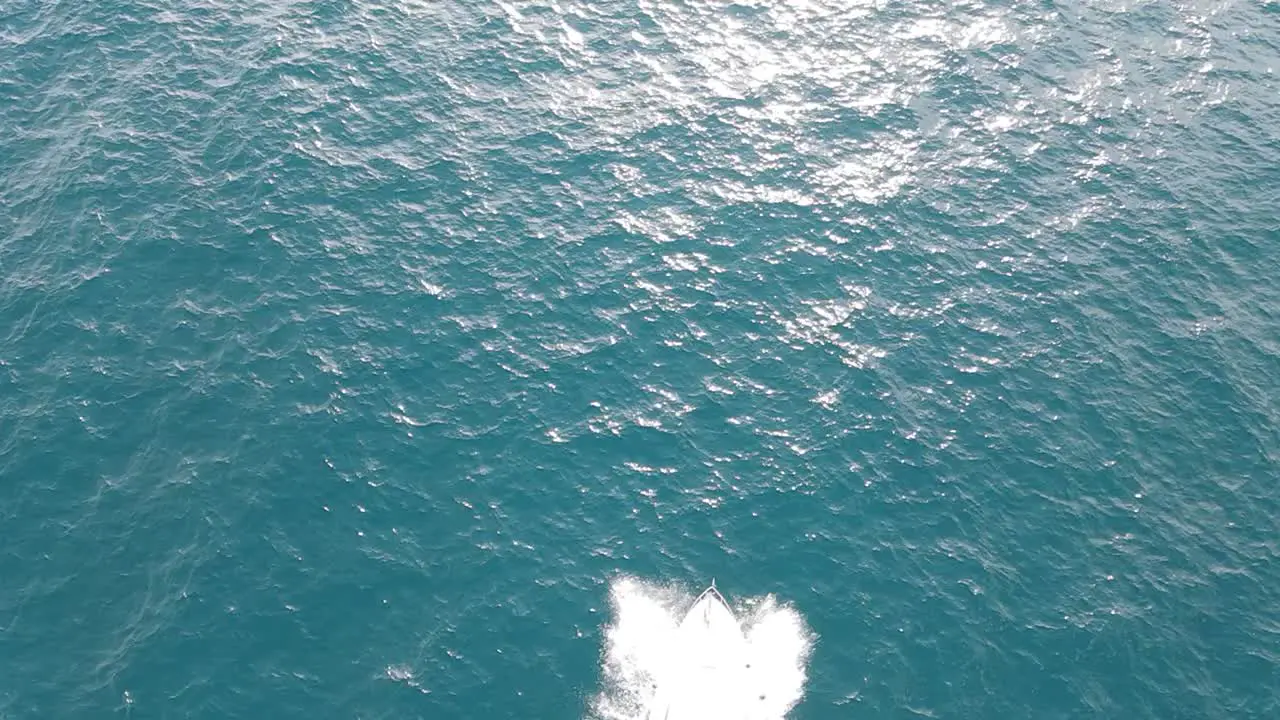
[3,0,1279,717]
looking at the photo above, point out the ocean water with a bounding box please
[2,0,1279,717]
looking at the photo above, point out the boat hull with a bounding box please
[647,585,754,720]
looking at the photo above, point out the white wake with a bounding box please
[589,577,814,720]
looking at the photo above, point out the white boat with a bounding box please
[677,584,743,649]
[647,583,761,720]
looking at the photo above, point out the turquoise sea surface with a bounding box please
[2,0,1278,718]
